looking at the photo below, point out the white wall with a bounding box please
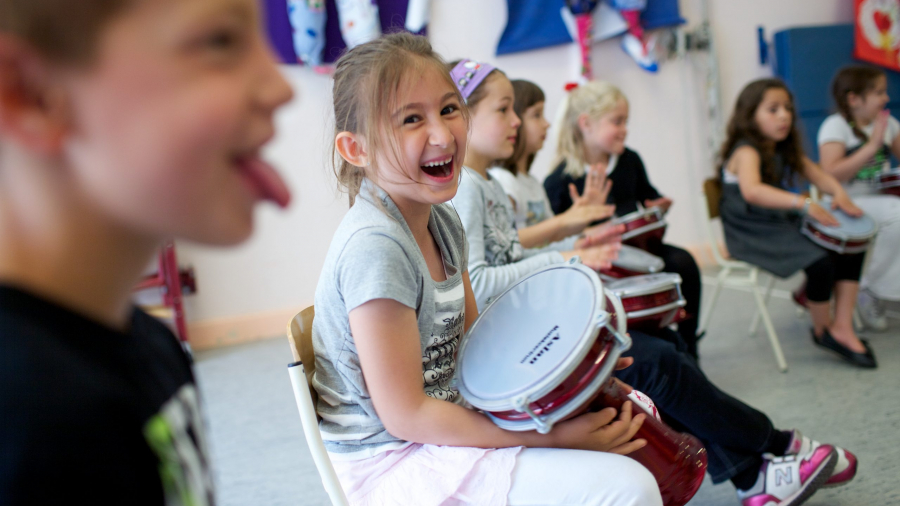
[177,0,854,324]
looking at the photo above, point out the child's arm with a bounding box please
[729,146,838,226]
[349,280,647,454]
[819,111,888,182]
[802,157,864,217]
[517,204,614,248]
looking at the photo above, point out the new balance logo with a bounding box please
[775,467,794,486]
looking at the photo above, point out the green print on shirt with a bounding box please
[856,145,889,182]
[143,385,213,506]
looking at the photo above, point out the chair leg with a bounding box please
[699,267,728,335]
[751,284,788,372]
[749,275,777,336]
[853,307,863,331]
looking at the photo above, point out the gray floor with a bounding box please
[195,273,900,505]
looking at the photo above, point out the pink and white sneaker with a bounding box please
[736,444,837,506]
[785,429,858,487]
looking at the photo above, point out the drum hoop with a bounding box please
[620,220,667,241]
[614,206,664,223]
[484,322,631,433]
[612,247,665,272]
[627,299,686,319]
[456,262,609,411]
[801,219,878,254]
[609,274,683,298]
[876,180,900,189]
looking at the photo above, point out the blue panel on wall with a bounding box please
[773,24,900,161]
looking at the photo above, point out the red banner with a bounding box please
[855,0,900,71]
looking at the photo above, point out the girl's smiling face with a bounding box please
[60,0,294,246]
[754,88,794,142]
[467,74,521,163]
[368,63,468,208]
[522,100,551,157]
[580,99,629,156]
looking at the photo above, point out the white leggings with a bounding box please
[854,194,900,300]
[506,448,663,506]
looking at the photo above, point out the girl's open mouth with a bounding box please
[421,156,455,182]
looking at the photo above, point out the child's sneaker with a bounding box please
[736,445,836,506]
[784,429,857,487]
[857,289,888,331]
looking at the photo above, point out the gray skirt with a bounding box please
[719,184,826,278]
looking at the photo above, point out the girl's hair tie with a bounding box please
[564,82,579,92]
[451,59,495,101]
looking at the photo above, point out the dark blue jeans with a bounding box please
[615,330,782,484]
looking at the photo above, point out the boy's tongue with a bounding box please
[238,157,291,208]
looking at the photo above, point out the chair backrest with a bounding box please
[286,306,349,506]
[288,306,318,412]
[701,178,731,266]
[703,177,722,219]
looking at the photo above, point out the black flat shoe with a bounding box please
[811,328,878,369]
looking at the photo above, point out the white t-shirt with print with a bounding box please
[488,168,555,229]
[817,112,900,194]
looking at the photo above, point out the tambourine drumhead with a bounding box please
[457,263,611,410]
[804,209,877,242]
[612,245,664,273]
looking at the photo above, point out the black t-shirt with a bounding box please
[0,286,214,505]
[543,147,662,216]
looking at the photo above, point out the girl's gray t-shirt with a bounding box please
[311,181,468,460]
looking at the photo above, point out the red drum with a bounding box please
[604,273,688,330]
[801,209,878,254]
[876,168,900,197]
[613,206,667,253]
[456,261,706,506]
[599,244,665,279]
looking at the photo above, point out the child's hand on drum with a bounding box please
[643,197,673,213]
[615,357,634,371]
[576,222,625,249]
[573,241,622,271]
[831,191,864,218]
[560,204,616,236]
[552,401,647,455]
[808,203,840,227]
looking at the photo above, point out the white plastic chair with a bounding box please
[699,179,788,372]
[286,306,349,506]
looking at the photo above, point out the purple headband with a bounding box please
[451,59,495,102]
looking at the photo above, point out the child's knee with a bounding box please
[612,458,663,506]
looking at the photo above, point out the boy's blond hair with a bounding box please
[555,81,627,178]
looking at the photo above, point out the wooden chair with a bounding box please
[699,178,788,372]
[286,306,349,506]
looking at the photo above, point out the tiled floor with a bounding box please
[195,272,900,505]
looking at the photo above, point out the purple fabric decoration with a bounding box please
[451,60,496,101]
[263,0,299,64]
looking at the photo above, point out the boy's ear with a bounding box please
[335,131,369,167]
[0,35,69,155]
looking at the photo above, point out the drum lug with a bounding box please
[605,322,632,352]
[513,396,552,434]
[567,256,582,265]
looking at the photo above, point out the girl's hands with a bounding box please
[569,165,612,208]
[831,190,864,218]
[807,202,839,227]
[551,401,647,455]
[643,197,673,213]
[576,222,625,249]
[559,204,616,237]
[574,241,622,271]
[869,110,889,149]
